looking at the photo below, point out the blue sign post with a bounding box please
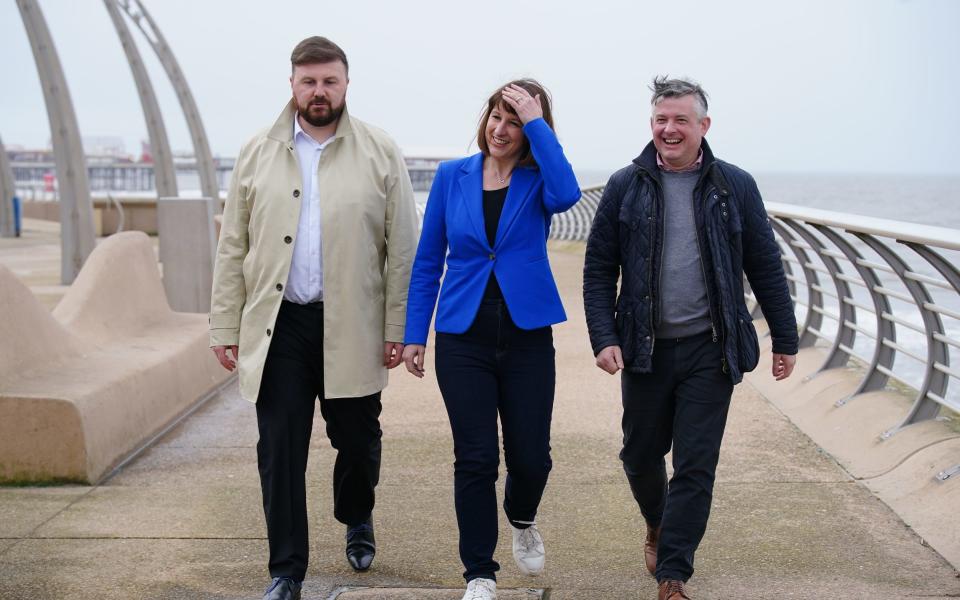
[13,196,21,237]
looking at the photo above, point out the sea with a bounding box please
[574,170,960,230]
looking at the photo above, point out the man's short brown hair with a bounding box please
[290,36,348,73]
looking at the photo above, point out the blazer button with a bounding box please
[293,189,300,198]
[276,283,283,292]
[266,328,272,337]
[489,253,495,260]
[284,235,292,244]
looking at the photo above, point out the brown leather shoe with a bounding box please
[644,524,661,576]
[658,579,690,600]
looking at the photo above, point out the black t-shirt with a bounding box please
[482,186,508,299]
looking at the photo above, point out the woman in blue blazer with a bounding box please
[402,79,580,600]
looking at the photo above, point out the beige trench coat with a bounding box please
[209,101,418,402]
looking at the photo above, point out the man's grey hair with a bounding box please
[650,76,709,120]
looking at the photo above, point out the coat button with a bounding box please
[489,253,495,260]
[266,328,272,337]
[284,235,292,244]
[713,194,718,199]
[721,202,727,208]
[276,283,283,292]
[293,189,300,198]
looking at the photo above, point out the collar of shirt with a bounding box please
[657,149,704,173]
[293,114,335,150]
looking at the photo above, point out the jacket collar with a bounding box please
[457,153,538,248]
[632,138,717,179]
[268,99,355,148]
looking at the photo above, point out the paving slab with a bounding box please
[153,395,259,449]
[715,388,850,484]
[0,538,19,555]
[32,485,266,539]
[0,487,89,538]
[107,445,263,488]
[0,538,271,600]
[332,587,543,599]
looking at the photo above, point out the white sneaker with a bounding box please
[462,577,497,600]
[511,522,545,575]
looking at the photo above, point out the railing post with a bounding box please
[769,219,821,349]
[782,219,857,372]
[815,226,895,398]
[855,233,948,432]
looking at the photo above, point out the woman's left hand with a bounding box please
[502,83,542,125]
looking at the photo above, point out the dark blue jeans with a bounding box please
[435,299,556,582]
[620,331,734,583]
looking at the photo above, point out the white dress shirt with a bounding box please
[285,116,333,304]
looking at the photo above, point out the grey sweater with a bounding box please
[655,170,713,339]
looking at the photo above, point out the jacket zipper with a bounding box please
[693,166,726,368]
[650,177,664,355]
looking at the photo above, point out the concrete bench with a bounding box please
[0,231,232,484]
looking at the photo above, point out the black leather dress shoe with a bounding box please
[345,517,376,571]
[262,576,302,600]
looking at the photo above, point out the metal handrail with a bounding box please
[551,183,960,480]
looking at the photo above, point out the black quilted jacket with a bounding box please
[583,139,799,384]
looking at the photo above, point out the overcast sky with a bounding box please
[1,0,958,175]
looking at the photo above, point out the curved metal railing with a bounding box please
[551,184,960,480]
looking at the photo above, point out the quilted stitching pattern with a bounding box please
[584,140,798,382]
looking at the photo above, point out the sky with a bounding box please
[1,0,959,175]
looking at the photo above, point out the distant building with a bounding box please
[7,146,447,194]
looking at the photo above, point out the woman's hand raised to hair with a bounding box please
[501,84,543,125]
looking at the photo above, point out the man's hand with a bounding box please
[772,353,797,381]
[402,344,426,378]
[596,345,624,375]
[212,345,239,372]
[384,342,404,369]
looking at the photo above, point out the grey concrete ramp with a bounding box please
[1,244,959,599]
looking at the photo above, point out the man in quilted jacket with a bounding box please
[582,76,799,600]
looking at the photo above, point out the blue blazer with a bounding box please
[404,118,581,345]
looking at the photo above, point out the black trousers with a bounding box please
[435,299,555,582]
[620,331,733,583]
[256,300,382,581]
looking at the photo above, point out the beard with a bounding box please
[297,95,345,128]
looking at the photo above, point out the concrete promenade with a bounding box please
[1,224,959,599]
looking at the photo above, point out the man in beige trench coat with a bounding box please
[209,36,418,600]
